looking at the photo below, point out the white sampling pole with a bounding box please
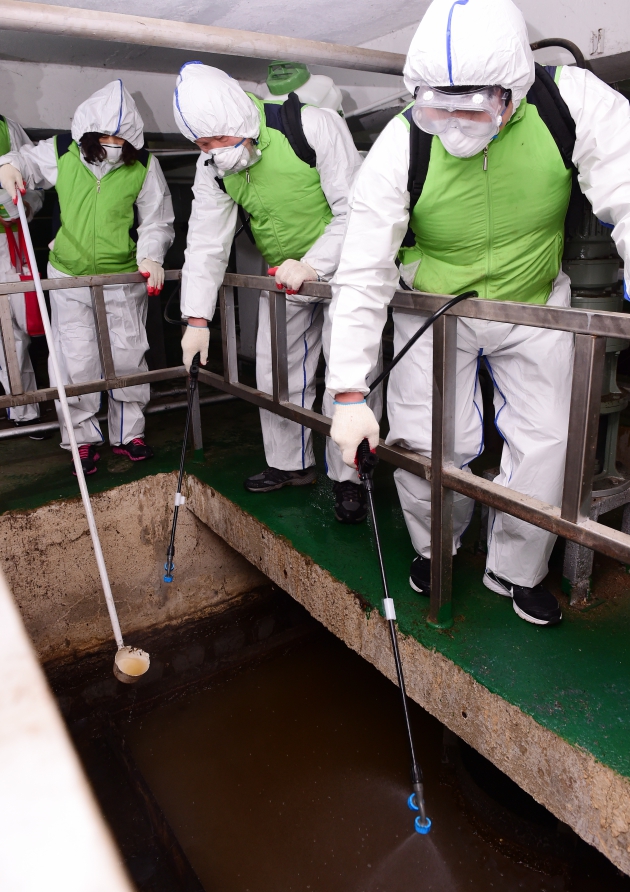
[16,194,149,681]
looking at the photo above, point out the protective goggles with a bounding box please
[411,84,511,139]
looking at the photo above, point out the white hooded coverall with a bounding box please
[327,0,630,588]
[0,81,175,449]
[0,118,44,423]
[175,65,376,481]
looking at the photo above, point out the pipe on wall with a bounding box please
[0,0,406,75]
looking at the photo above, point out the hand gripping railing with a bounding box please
[1,270,629,627]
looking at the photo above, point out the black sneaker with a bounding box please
[13,420,52,440]
[73,444,100,476]
[333,480,367,524]
[409,555,431,596]
[244,466,317,492]
[112,437,154,461]
[484,570,563,626]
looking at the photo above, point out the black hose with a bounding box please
[163,351,200,582]
[368,290,477,394]
[530,38,593,72]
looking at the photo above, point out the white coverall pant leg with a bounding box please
[386,279,573,589]
[256,292,383,480]
[256,291,324,471]
[48,263,150,450]
[0,290,39,422]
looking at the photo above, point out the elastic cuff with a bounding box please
[333,399,366,405]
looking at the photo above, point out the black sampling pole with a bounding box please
[356,438,431,833]
[164,351,200,583]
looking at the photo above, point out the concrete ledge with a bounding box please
[0,473,266,664]
[187,475,630,876]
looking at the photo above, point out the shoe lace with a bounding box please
[334,480,363,503]
[132,438,146,446]
[78,444,91,459]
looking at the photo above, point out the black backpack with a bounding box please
[212,92,316,243]
[401,63,581,249]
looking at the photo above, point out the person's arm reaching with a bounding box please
[299,105,363,281]
[0,137,58,195]
[558,66,630,298]
[135,155,175,294]
[5,118,43,219]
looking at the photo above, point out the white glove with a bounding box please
[274,259,318,302]
[182,324,209,373]
[0,164,24,201]
[138,258,165,295]
[330,400,380,468]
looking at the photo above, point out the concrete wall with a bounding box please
[0,472,266,664]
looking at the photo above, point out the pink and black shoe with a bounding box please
[112,437,154,462]
[73,444,100,476]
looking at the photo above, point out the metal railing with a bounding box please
[2,270,629,627]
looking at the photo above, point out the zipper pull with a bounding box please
[96,179,101,193]
[246,169,250,183]
[483,147,488,171]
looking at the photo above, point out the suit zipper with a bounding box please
[483,146,491,298]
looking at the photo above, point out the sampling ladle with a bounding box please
[16,192,150,684]
[163,350,200,583]
[356,438,431,834]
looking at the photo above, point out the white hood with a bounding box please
[173,63,260,142]
[71,80,144,149]
[403,0,535,107]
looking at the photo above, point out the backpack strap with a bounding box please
[402,107,433,249]
[269,92,317,168]
[135,147,150,168]
[205,163,256,244]
[55,132,74,158]
[526,62,583,235]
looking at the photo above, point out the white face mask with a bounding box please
[438,128,491,159]
[101,144,123,163]
[212,140,261,177]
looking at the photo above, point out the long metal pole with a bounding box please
[0,0,406,75]
[16,194,124,649]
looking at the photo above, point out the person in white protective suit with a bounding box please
[327,0,630,626]
[174,62,380,524]
[0,116,45,434]
[0,81,174,475]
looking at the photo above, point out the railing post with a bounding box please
[269,289,289,403]
[220,285,238,384]
[0,293,24,395]
[90,285,116,380]
[561,334,606,524]
[429,313,457,629]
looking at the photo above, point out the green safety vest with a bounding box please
[0,117,11,156]
[397,97,572,304]
[49,137,150,277]
[222,94,332,266]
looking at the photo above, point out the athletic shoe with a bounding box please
[484,570,563,626]
[112,437,154,461]
[13,420,52,440]
[333,480,367,524]
[409,555,431,596]
[73,444,99,476]
[244,466,317,492]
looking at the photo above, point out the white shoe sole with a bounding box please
[484,572,561,625]
[409,576,430,595]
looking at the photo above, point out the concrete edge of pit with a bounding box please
[186,473,630,877]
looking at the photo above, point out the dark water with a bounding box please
[126,632,628,892]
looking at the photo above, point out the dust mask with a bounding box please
[211,139,261,178]
[101,144,123,163]
[438,129,492,159]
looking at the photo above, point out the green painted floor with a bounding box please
[3,396,630,781]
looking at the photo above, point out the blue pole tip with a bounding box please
[414,815,432,835]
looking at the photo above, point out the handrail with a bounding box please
[0,269,627,626]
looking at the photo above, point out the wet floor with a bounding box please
[126,630,630,892]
